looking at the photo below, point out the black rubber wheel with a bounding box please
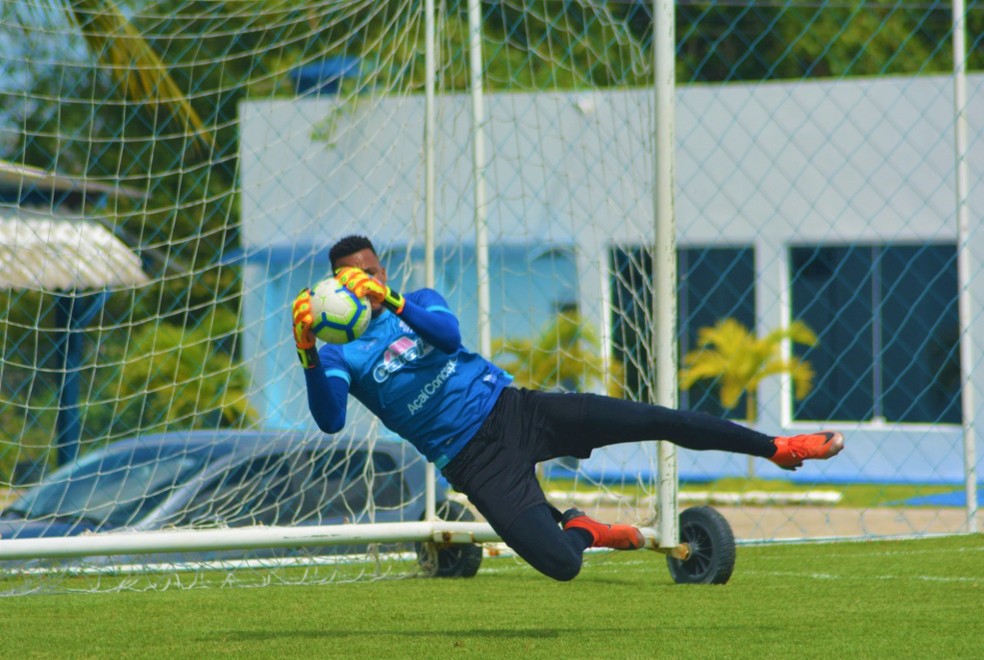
[666,506,736,585]
[415,500,483,578]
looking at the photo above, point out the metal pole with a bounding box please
[952,0,978,533]
[599,253,612,394]
[424,0,438,521]
[54,291,107,466]
[54,296,81,467]
[468,0,491,358]
[0,522,505,561]
[654,0,679,548]
[0,520,673,561]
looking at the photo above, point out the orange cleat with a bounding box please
[561,508,645,550]
[770,431,845,471]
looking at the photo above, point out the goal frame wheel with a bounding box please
[415,500,483,578]
[665,505,736,585]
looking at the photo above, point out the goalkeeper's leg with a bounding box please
[533,390,776,456]
[495,505,591,581]
[441,396,645,581]
[529,390,842,468]
[490,504,645,581]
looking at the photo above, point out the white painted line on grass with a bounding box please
[742,570,981,584]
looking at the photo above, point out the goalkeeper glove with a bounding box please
[335,266,405,314]
[292,289,319,369]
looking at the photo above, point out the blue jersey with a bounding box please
[318,289,511,468]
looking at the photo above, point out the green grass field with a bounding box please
[3,535,983,658]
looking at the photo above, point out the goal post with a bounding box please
[653,0,680,551]
[0,521,679,563]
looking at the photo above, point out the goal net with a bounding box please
[1,0,981,594]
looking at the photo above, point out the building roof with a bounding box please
[0,160,149,290]
[0,159,146,201]
[0,212,149,291]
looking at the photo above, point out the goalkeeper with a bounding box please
[293,234,844,581]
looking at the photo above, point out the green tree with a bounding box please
[772,3,946,79]
[102,308,258,435]
[14,0,211,151]
[679,318,817,423]
[679,317,817,477]
[492,310,623,397]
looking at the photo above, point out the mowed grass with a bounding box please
[3,535,983,659]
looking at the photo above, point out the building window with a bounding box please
[610,245,755,418]
[790,244,960,424]
[678,247,756,418]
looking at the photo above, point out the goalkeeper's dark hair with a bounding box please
[329,235,377,271]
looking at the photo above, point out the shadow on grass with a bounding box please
[214,627,630,642]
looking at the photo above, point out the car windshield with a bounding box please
[9,443,209,528]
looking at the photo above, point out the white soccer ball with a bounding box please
[308,277,371,344]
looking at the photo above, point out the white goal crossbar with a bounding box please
[0,523,668,562]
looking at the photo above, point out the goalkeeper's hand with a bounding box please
[292,289,319,369]
[335,266,405,314]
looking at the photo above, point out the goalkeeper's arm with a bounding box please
[303,366,348,434]
[335,268,461,353]
[397,295,461,354]
[291,288,348,433]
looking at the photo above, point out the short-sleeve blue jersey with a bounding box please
[317,289,512,468]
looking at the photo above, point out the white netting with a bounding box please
[2,0,982,595]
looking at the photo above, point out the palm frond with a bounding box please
[679,317,819,418]
[719,379,745,409]
[695,318,753,353]
[64,1,213,154]
[679,351,730,389]
[788,359,816,400]
[492,312,620,393]
[764,320,818,348]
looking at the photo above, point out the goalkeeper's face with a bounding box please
[334,248,388,316]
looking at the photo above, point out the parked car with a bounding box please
[0,430,481,576]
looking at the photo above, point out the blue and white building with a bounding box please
[239,74,984,485]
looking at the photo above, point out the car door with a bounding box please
[179,454,294,528]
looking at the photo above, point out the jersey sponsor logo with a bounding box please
[407,359,457,416]
[372,335,433,383]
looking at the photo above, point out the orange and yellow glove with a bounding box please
[335,266,405,314]
[292,288,319,369]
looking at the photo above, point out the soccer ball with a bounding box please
[308,277,371,344]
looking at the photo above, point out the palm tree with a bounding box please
[492,309,623,474]
[492,310,624,398]
[28,0,212,153]
[679,318,817,477]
